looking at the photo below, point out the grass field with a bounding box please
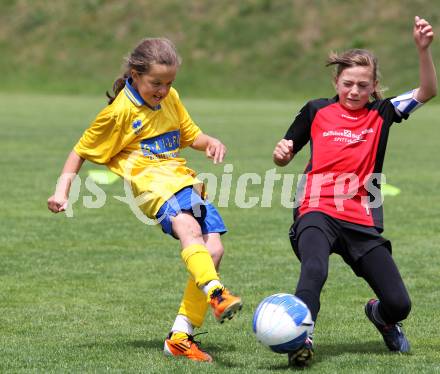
[1,92,440,373]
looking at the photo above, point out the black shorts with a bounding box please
[289,211,391,269]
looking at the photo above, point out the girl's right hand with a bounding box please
[47,151,85,214]
[273,139,294,166]
[413,16,434,50]
[47,195,68,213]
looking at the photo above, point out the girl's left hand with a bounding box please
[414,16,434,50]
[206,138,226,164]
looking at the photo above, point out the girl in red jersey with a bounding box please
[273,16,437,367]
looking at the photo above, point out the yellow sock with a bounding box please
[170,331,189,340]
[181,244,219,287]
[178,277,209,328]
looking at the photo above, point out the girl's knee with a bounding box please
[171,213,203,242]
[384,293,411,321]
[301,256,328,284]
[205,236,224,268]
[209,242,224,259]
[395,296,411,320]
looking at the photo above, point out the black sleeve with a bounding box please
[388,98,410,124]
[372,98,410,127]
[284,101,313,154]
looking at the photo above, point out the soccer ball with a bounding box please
[253,293,313,353]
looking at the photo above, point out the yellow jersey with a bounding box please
[74,79,202,218]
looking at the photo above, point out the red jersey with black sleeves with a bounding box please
[284,96,408,231]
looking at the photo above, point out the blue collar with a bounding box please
[124,78,161,110]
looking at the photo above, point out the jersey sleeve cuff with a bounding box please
[390,89,424,116]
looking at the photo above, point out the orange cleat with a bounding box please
[209,287,243,323]
[164,332,213,362]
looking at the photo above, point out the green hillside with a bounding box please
[2,0,439,99]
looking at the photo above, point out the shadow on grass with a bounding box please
[318,340,387,357]
[126,339,238,352]
[257,340,391,371]
[77,339,165,352]
[127,339,249,369]
[126,339,164,351]
[79,338,240,354]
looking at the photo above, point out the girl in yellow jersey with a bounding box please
[47,38,242,363]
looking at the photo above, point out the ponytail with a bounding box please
[106,73,129,105]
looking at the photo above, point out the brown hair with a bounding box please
[326,49,383,100]
[106,38,182,104]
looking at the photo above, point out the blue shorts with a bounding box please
[156,186,227,238]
